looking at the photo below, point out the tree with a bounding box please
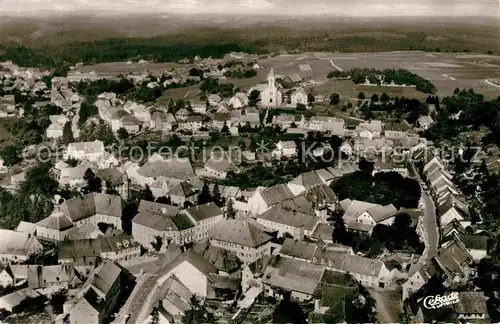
[357,92,365,100]
[380,92,390,102]
[62,122,74,145]
[296,103,306,110]
[156,196,172,204]
[212,183,222,206]
[358,158,374,175]
[78,101,98,125]
[117,127,129,140]
[151,236,163,252]
[226,198,236,219]
[307,92,315,105]
[150,303,160,324]
[272,299,307,324]
[249,90,260,107]
[329,93,340,105]
[332,212,349,245]
[220,121,230,136]
[0,145,21,167]
[182,295,214,324]
[143,185,155,202]
[370,93,379,102]
[82,168,102,193]
[197,182,211,205]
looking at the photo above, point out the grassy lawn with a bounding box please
[157,85,202,105]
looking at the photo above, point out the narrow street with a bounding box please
[410,163,439,262]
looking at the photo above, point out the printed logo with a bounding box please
[423,292,460,309]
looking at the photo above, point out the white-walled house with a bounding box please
[156,250,217,299]
[47,115,69,139]
[273,140,297,159]
[247,184,295,215]
[208,219,272,264]
[290,88,308,106]
[65,140,105,162]
[204,158,239,180]
[256,204,319,238]
[0,230,43,263]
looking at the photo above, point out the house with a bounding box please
[156,249,217,299]
[311,224,335,244]
[96,167,129,199]
[58,160,96,188]
[0,229,43,262]
[36,206,74,241]
[64,260,135,324]
[432,237,473,285]
[288,170,329,195]
[229,93,249,109]
[26,264,77,295]
[256,203,319,239]
[131,200,189,248]
[204,158,239,179]
[290,88,308,106]
[457,234,489,261]
[167,181,197,206]
[15,221,37,235]
[191,101,207,114]
[36,193,123,241]
[311,250,392,288]
[182,115,203,131]
[279,238,318,262]
[211,113,231,131]
[272,114,295,129]
[281,74,302,86]
[453,291,489,321]
[208,94,222,107]
[262,256,326,302]
[132,154,195,186]
[0,288,45,313]
[438,197,469,226]
[273,140,297,159]
[305,116,345,136]
[418,115,435,130]
[355,120,382,138]
[341,199,398,232]
[156,275,193,323]
[0,95,16,117]
[208,219,272,264]
[0,263,14,288]
[123,101,152,124]
[181,203,224,241]
[51,86,79,110]
[193,240,241,275]
[47,115,69,139]
[248,184,295,215]
[259,68,283,107]
[66,140,105,162]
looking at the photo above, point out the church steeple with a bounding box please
[267,68,275,86]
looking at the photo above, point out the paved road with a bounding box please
[368,289,398,324]
[410,163,439,262]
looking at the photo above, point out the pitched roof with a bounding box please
[137,157,195,180]
[258,204,318,231]
[60,193,122,222]
[184,202,223,222]
[96,167,125,187]
[91,260,123,297]
[280,239,317,260]
[208,219,272,248]
[168,181,196,198]
[204,158,239,174]
[262,257,325,296]
[453,292,488,315]
[289,171,324,188]
[0,229,39,256]
[192,241,241,273]
[365,204,398,222]
[311,223,335,242]
[36,210,74,231]
[132,200,183,231]
[158,249,217,280]
[258,184,294,206]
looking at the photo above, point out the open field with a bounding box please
[259,51,500,99]
[75,61,184,75]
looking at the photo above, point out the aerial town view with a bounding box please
[0,0,499,323]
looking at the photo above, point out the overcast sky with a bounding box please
[1,0,499,17]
